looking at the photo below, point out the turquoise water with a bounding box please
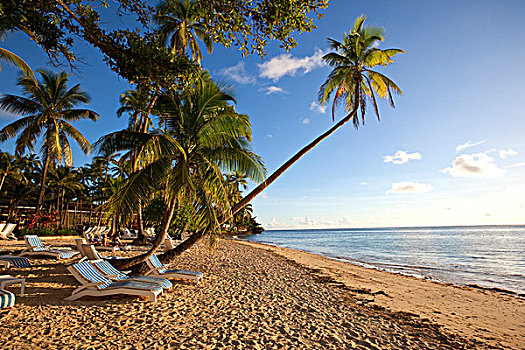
[240,225,525,296]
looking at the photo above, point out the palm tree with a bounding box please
[227,15,405,217]
[47,166,83,226]
[97,80,265,270]
[0,69,100,214]
[0,152,21,192]
[155,0,213,64]
[154,15,405,262]
[0,29,36,81]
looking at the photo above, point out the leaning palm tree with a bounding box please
[155,0,213,64]
[0,69,100,214]
[152,15,405,263]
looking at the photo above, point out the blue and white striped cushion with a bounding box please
[72,261,113,289]
[131,276,172,289]
[107,280,163,293]
[0,255,31,267]
[0,289,15,308]
[26,235,44,249]
[51,250,74,259]
[92,260,127,280]
[165,269,203,278]
[92,260,172,289]
[149,254,167,274]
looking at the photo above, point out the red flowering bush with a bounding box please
[27,211,59,231]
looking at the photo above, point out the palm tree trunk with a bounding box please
[132,202,149,245]
[122,107,360,271]
[112,196,178,272]
[0,174,6,192]
[36,155,50,215]
[155,106,360,264]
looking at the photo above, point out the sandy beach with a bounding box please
[0,237,523,349]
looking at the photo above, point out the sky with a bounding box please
[1,0,524,229]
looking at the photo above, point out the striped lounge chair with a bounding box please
[20,235,79,260]
[146,253,203,283]
[0,255,31,268]
[0,224,17,240]
[0,289,15,308]
[91,259,172,290]
[65,261,163,302]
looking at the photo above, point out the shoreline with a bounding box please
[234,239,525,349]
[238,237,525,298]
[0,237,523,349]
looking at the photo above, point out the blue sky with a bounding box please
[1,0,524,228]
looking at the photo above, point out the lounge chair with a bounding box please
[20,235,79,259]
[82,244,124,260]
[91,259,172,290]
[145,253,203,282]
[0,289,15,308]
[0,224,17,240]
[0,255,31,268]
[74,239,89,262]
[65,261,163,302]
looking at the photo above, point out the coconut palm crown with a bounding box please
[318,15,405,126]
[155,0,213,64]
[0,69,100,212]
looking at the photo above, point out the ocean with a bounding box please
[240,225,525,296]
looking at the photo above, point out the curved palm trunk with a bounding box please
[0,174,7,192]
[122,107,360,272]
[36,155,50,214]
[152,106,360,264]
[112,196,178,272]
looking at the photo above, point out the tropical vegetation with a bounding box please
[0,1,404,274]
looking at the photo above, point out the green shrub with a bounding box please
[57,228,79,237]
[20,226,57,237]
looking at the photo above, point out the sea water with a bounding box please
[240,225,525,296]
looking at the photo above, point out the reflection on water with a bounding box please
[240,225,525,295]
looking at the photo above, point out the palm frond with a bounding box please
[0,47,36,81]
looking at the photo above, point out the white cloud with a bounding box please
[309,101,326,114]
[302,118,310,124]
[266,217,283,229]
[499,149,518,159]
[383,150,422,164]
[266,134,273,139]
[387,182,434,194]
[339,216,354,226]
[441,153,507,178]
[258,48,326,81]
[290,216,318,226]
[359,182,368,186]
[456,140,486,153]
[219,62,255,84]
[260,86,286,95]
[507,161,525,168]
